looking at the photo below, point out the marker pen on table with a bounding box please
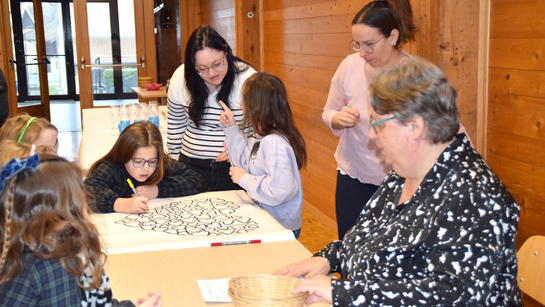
[343,98,360,119]
[211,240,261,247]
[223,142,234,167]
[126,178,139,196]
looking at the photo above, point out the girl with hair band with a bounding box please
[219,72,307,239]
[167,24,256,192]
[84,121,205,214]
[0,113,59,152]
[0,154,162,306]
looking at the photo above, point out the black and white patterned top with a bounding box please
[316,134,522,306]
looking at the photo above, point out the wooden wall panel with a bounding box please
[436,0,480,142]
[488,4,545,305]
[489,38,545,70]
[235,0,260,69]
[489,0,545,39]
[200,0,236,52]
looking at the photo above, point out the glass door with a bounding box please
[8,0,51,118]
[86,0,138,105]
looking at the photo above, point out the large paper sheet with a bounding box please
[91,190,295,254]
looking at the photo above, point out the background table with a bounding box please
[105,240,331,307]
[131,86,168,104]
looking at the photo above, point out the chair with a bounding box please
[517,235,545,304]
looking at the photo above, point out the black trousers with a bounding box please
[335,171,379,240]
[178,153,241,192]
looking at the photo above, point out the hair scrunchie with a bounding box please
[0,154,39,192]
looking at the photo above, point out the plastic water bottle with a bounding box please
[118,107,131,133]
[148,102,160,127]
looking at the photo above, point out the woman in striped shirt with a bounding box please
[167,25,256,191]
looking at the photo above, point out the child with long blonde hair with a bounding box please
[219,72,307,238]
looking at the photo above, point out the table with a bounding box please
[79,107,167,172]
[105,240,330,307]
[131,86,168,105]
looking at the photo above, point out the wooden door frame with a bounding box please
[0,0,18,116]
[32,0,51,121]
[476,0,490,157]
[0,0,51,119]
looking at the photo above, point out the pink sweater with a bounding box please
[322,53,391,186]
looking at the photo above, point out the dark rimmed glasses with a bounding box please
[349,36,384,53]
[370,115,396,134]
[132,158,159,168]
[195,57,226,75]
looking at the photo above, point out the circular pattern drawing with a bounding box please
[115,198,259,236]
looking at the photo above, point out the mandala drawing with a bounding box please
[114,198,259,236]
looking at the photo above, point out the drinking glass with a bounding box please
[159,111,168,134]
[110,105,120,135]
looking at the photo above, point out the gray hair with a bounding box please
[369,57,459,144]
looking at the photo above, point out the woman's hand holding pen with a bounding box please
[114,197,149,214]
[219,100,236,127]
[134,185,159,199]
[331,99,360,129]
[229,166,247,184]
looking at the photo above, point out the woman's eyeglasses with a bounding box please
[370,115,396,134]
[132,158,159,168]
[195,58,226,75]
[349,36,384,53]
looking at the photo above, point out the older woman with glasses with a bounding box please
[277,58,522,306]
[85,121,205,214]
[167,25,256,191]
[322,0,418,240]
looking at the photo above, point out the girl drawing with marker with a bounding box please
[84,121,205,214]
[219,72,307,239]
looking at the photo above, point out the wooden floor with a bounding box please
[51,101,338,255]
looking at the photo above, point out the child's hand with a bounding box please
[137,292,162,307]
[229,166,247,184]
[216,151,228,162]
[135,185,159,199]
[219,100,236,127]
[114,197,149,213]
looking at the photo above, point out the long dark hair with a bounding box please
[0,155,105,289]
[87,121,169,185]
[352,0,416,48]
[241,73,307,169]
[184,25,250,127]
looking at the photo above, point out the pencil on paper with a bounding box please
[343,98,360,119]
[126,178,139,197]
[223,142,234,167]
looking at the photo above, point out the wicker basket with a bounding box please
[228,274,308,307]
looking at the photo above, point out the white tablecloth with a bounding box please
[91,190,295,254]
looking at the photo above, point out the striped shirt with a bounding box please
[167,62,256,160]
